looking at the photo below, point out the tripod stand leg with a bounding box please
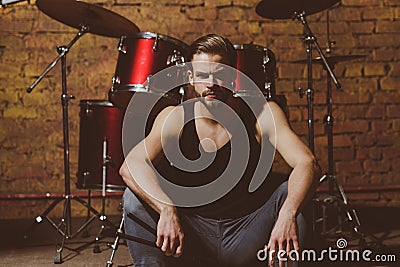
[81,190,92,238]
[53,202,70,264]
[93,218,106,253]
[23,197,65,239]
[334,180,368,244]
[106,214,125,267]
[54,246,63,264]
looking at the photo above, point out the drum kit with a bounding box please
[24,0,370,264]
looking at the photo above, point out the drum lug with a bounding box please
[152,34,159,52]
[118,36,127,54]
[167,49,185,66]
[263,48,270,65]
[83,171,90,188]
[145,75,152,92]
[264,82,272,99]
[112,76,120,88]
[83,104,93,117]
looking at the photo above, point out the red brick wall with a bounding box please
[0,0,399,219]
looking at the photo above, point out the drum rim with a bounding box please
[79,99,115,107]
[121,31,189,49]
[234,43,269,52]
[77,183,126,192]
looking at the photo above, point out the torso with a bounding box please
[155,99,276,219]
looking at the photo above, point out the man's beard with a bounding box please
[201,96,223,109]
[200,88,231,109]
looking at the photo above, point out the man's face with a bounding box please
[188,53,236,108]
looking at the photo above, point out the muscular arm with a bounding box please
[266,101,320,217]
[120,106,184,257]
[257,101,321,263]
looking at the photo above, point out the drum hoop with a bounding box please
[83,184,126,192]
[122,32,189,50]
[112,84,148,92]
[79,99,115,107]
[234,43,268,52]
[112,85,179,100]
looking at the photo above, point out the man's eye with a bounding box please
[196,73,209,79]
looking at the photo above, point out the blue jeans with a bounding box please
[123,182,307,267]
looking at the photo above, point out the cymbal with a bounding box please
[256,0,340,19]
[36,0,139,38]
[291,54,366,65]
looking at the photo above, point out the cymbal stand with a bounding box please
[318,58,380,247]
[297,33,315,152]
[25,25,115,263]
[294,11,341,153]
[293,11,373,246]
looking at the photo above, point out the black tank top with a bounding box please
[155,100,275,219]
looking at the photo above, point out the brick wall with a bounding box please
[0,0,399,219]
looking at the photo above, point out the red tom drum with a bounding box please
[77,100,125,191]
[234,44,277,98]
[109,32,189,109]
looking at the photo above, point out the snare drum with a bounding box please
[234,44,277,98]
[77,100,125,191]
[109,32,189,109]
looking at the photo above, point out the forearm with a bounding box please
[279,157,321,218]
[121,159,184,257]
[121,160,176,215]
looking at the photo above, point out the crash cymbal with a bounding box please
[256,0,340,19]
[291,54,366,65]
[36,0,139,38]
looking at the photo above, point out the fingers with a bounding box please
[156,234,163,248]
[173,233,184,258]
[267,240,276,267]
[292,238,300,252]
[162,237,172,256]
[268,238,300,267]
[278,241,284,267]
[156,234,172,256]
[286,240,293,266]
[156,233,184,257]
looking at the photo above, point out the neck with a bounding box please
[195,99,239,127]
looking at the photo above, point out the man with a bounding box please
[120,34,321,267]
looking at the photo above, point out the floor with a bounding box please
[0,215,132,267]
[0,206,399,267]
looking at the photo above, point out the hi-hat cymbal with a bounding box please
[256,0,340,19]
[291,54,366,65]
[36,0,139,38]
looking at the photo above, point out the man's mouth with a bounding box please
[205,94,217,98]
[202,90,217,98]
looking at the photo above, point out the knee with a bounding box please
[296,212,307,248]
[123,188,144,215]
[274,181,288,209]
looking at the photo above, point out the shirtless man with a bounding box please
[120,34,321,267]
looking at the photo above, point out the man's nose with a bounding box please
[205,75,217,87]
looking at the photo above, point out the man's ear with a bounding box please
[184,84,196,100]
[187,70,194,86]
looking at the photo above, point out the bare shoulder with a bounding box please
[149,105,184,139]
[256,100,289,135]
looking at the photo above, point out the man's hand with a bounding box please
[267,211,299,267]
[156,207,184,257]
